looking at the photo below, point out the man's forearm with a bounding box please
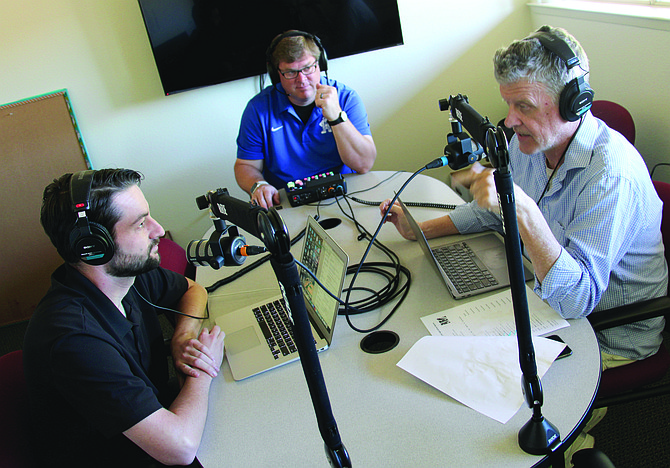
[333,129,376,173]
[515,191,561,282]
[173,279,208,339]
[123,370,213,465]
[234,160,266,194]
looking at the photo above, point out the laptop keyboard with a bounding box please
[432,242,498,294]
[253,299,297,359]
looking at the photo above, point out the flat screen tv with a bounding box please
[138,0,404,95]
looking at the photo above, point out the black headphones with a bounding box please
[69,170,115,266]
[265,30,328,85]
[536,32,594,122]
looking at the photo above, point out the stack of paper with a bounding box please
[398,286,570,423]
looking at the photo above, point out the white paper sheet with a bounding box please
[421,286,569,337]
[397,335,566,423]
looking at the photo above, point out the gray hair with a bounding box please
[493,25,589,103]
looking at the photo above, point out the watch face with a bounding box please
[330,111,347,126]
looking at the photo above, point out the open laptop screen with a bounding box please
[300,217,348,335]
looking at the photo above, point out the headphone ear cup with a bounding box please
[559,76,594,122]
[266,34,281,85]
[266,50,279,85]
[311,34,327,74]
[70,222,115,266]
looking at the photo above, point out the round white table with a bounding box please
[195,171,600,467]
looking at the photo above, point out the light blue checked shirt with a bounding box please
[449,112,668,360]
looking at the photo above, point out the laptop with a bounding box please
[213,215,349,380]
[397,198,533,299]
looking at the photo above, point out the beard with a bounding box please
[106,240,161,277]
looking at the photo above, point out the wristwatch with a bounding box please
[251,180,269,195]
[327,111,348,127]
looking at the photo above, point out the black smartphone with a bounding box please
[546,334,573,359]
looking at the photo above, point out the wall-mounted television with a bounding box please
[137,0,404,95]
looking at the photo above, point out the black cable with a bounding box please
[200,167,429,334]
[302,171,406,208]
[332,187,415,333]
[132,284,210,320]
[348,196,457,211]
[289,187,414,334]
[301,165,446,334]
[295,259,362,314]
[537,115,583,204]
[346,171,405,196]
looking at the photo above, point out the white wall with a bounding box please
[0,0,532,247]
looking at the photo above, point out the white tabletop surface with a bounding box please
[194,171,600,468]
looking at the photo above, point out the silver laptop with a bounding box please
[214,215,349,380]
[398,198,532,299]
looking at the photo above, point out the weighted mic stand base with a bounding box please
[518,415,560,455]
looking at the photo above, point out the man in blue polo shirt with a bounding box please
[235,30,377,208]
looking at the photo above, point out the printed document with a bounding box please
[421,286,569,337]
[397,286,571,423]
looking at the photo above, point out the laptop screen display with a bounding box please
[300,219,347,334]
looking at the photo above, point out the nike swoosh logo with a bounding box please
[271,126,283,132]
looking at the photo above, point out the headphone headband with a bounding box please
[71,170,95,218]
[535,31,594,122]
[536,33,580,70]
[69,170,115,265]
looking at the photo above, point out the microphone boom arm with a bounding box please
[191,190,351,467]
[440,95,561,456]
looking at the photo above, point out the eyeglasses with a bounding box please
[278,61,319,79]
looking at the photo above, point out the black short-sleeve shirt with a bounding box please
[23,264,188,467]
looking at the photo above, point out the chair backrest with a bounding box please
[653,180,670,293]
[0,350,31,467]
[590,100,636,145]
[158,237,195,280]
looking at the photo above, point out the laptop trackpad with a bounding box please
[226,327,261,354]
[478,246,508,271]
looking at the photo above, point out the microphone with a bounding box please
[273,83,291,97]
[187,233,267,270]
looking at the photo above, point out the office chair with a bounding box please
[497,100,635,147]
[587,176,670,408]
[590,100,636,145]
[157,237,198,346]
[158,236,195,280]
[0,350,32,468]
